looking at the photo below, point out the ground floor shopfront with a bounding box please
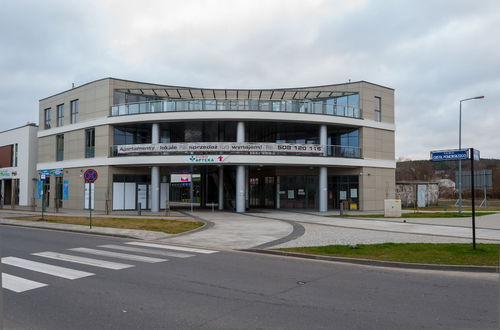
[36,164,394,212]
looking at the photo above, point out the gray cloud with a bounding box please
[0,0,498,159]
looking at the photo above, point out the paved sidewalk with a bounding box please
[158,211,293,249]
[1,208,499,249]
[246,211,500,242]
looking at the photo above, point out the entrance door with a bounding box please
[137,184,149,210]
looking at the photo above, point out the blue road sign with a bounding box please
[39,169,51,176]
[430,149,468,161]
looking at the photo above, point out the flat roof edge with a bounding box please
[39,77,394,102]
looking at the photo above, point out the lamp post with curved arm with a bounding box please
[458,96,484,213]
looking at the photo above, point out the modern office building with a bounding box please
[0,123,38,208]
[37,78,395,212]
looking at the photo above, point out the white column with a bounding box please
[319,167,328,212]
[236,121,246,212]
[151,123,160,212]
[218,166,224,210]
[236,121,245,143]
[319,125,328,212]
[275,176,280,209]
[236,165,245,213]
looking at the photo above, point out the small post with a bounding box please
[470,148,476,250]
[212,202,214,213]
[138,202,142,216]
[89,183,92,229]
[41,182,45,220]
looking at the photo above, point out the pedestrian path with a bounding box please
[1,241,218,293]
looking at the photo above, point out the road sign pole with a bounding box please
[41,181,45,220]
[89,182,92,229]
[470,148,476,250]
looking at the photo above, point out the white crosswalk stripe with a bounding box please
[32,252,134,270]
[2,273,47,293]
[2,257,94,280]
[126,242,218,254]
[69,248,167,263]
[98,244,194,258]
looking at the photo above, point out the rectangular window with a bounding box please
[57,104,64,127]
[375,96,382,122]
[13,143,18,166]
[56,134,64,161]
[70,99,79,124]
[85,128,95,158]
[44,108,51,129]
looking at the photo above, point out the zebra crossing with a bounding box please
[1,242,218,293]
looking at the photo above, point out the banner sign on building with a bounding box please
[185,155,228,163]
[430,149,469,161]
[39,169,51,176]
[116,142,325,155]
[52,168,64,176]
[0,169,17,178]
[63,180,69,200]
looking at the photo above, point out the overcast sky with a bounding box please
[1,0,498,160]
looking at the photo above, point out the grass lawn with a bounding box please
[340,212,496,218]
[404,205,500,212]
[279,243,500,266]
[10,216,204,234]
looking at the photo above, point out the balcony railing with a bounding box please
[110,143,361,159]
[111,99,362,119]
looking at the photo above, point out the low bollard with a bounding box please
[138,202,142,216]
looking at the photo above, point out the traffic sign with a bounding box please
[40,174,46,181]
[430,149,468,161]
[84,169,98,183]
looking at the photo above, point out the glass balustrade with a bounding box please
[110,98,362,119]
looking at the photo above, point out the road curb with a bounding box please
[0,222,138,239]
[242,249,500,273]
[0,217,208,241]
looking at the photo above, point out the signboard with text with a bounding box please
[430,149,468,161]
[116,142,325,155]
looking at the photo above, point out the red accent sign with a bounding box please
[84,169,98,183]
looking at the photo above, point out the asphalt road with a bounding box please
[0,225,498,330]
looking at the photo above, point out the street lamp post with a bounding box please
[458,96,484,213]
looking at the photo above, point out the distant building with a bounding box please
[36,78,395,212]
[0,123,38,207]
[396,181,439,208]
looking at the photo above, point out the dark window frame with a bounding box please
[70,99,79,124]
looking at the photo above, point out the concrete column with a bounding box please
[236,121,246,213]
[275,176,280,209]
[319,125,328,212]
[320,124,327,156]
[236,121,245,143]
[319,167,328,212]
[236,165,245,213]
[151,123,160,212]
[218,166,224,210]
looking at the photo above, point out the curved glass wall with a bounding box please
[110,94,361,119]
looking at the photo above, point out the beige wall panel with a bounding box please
[359,167,395,211]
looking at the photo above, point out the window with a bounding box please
[375,96,382,122]
[13,143,18,166]
[56,134,64,161]
[70,99,79,123]
[57,104,64,126]
[44,108,51,129]
[85,128,95,158]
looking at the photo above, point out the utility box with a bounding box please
[384,199,402,217]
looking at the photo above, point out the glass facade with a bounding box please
[111,93,362,119]
[328,175,359,210]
